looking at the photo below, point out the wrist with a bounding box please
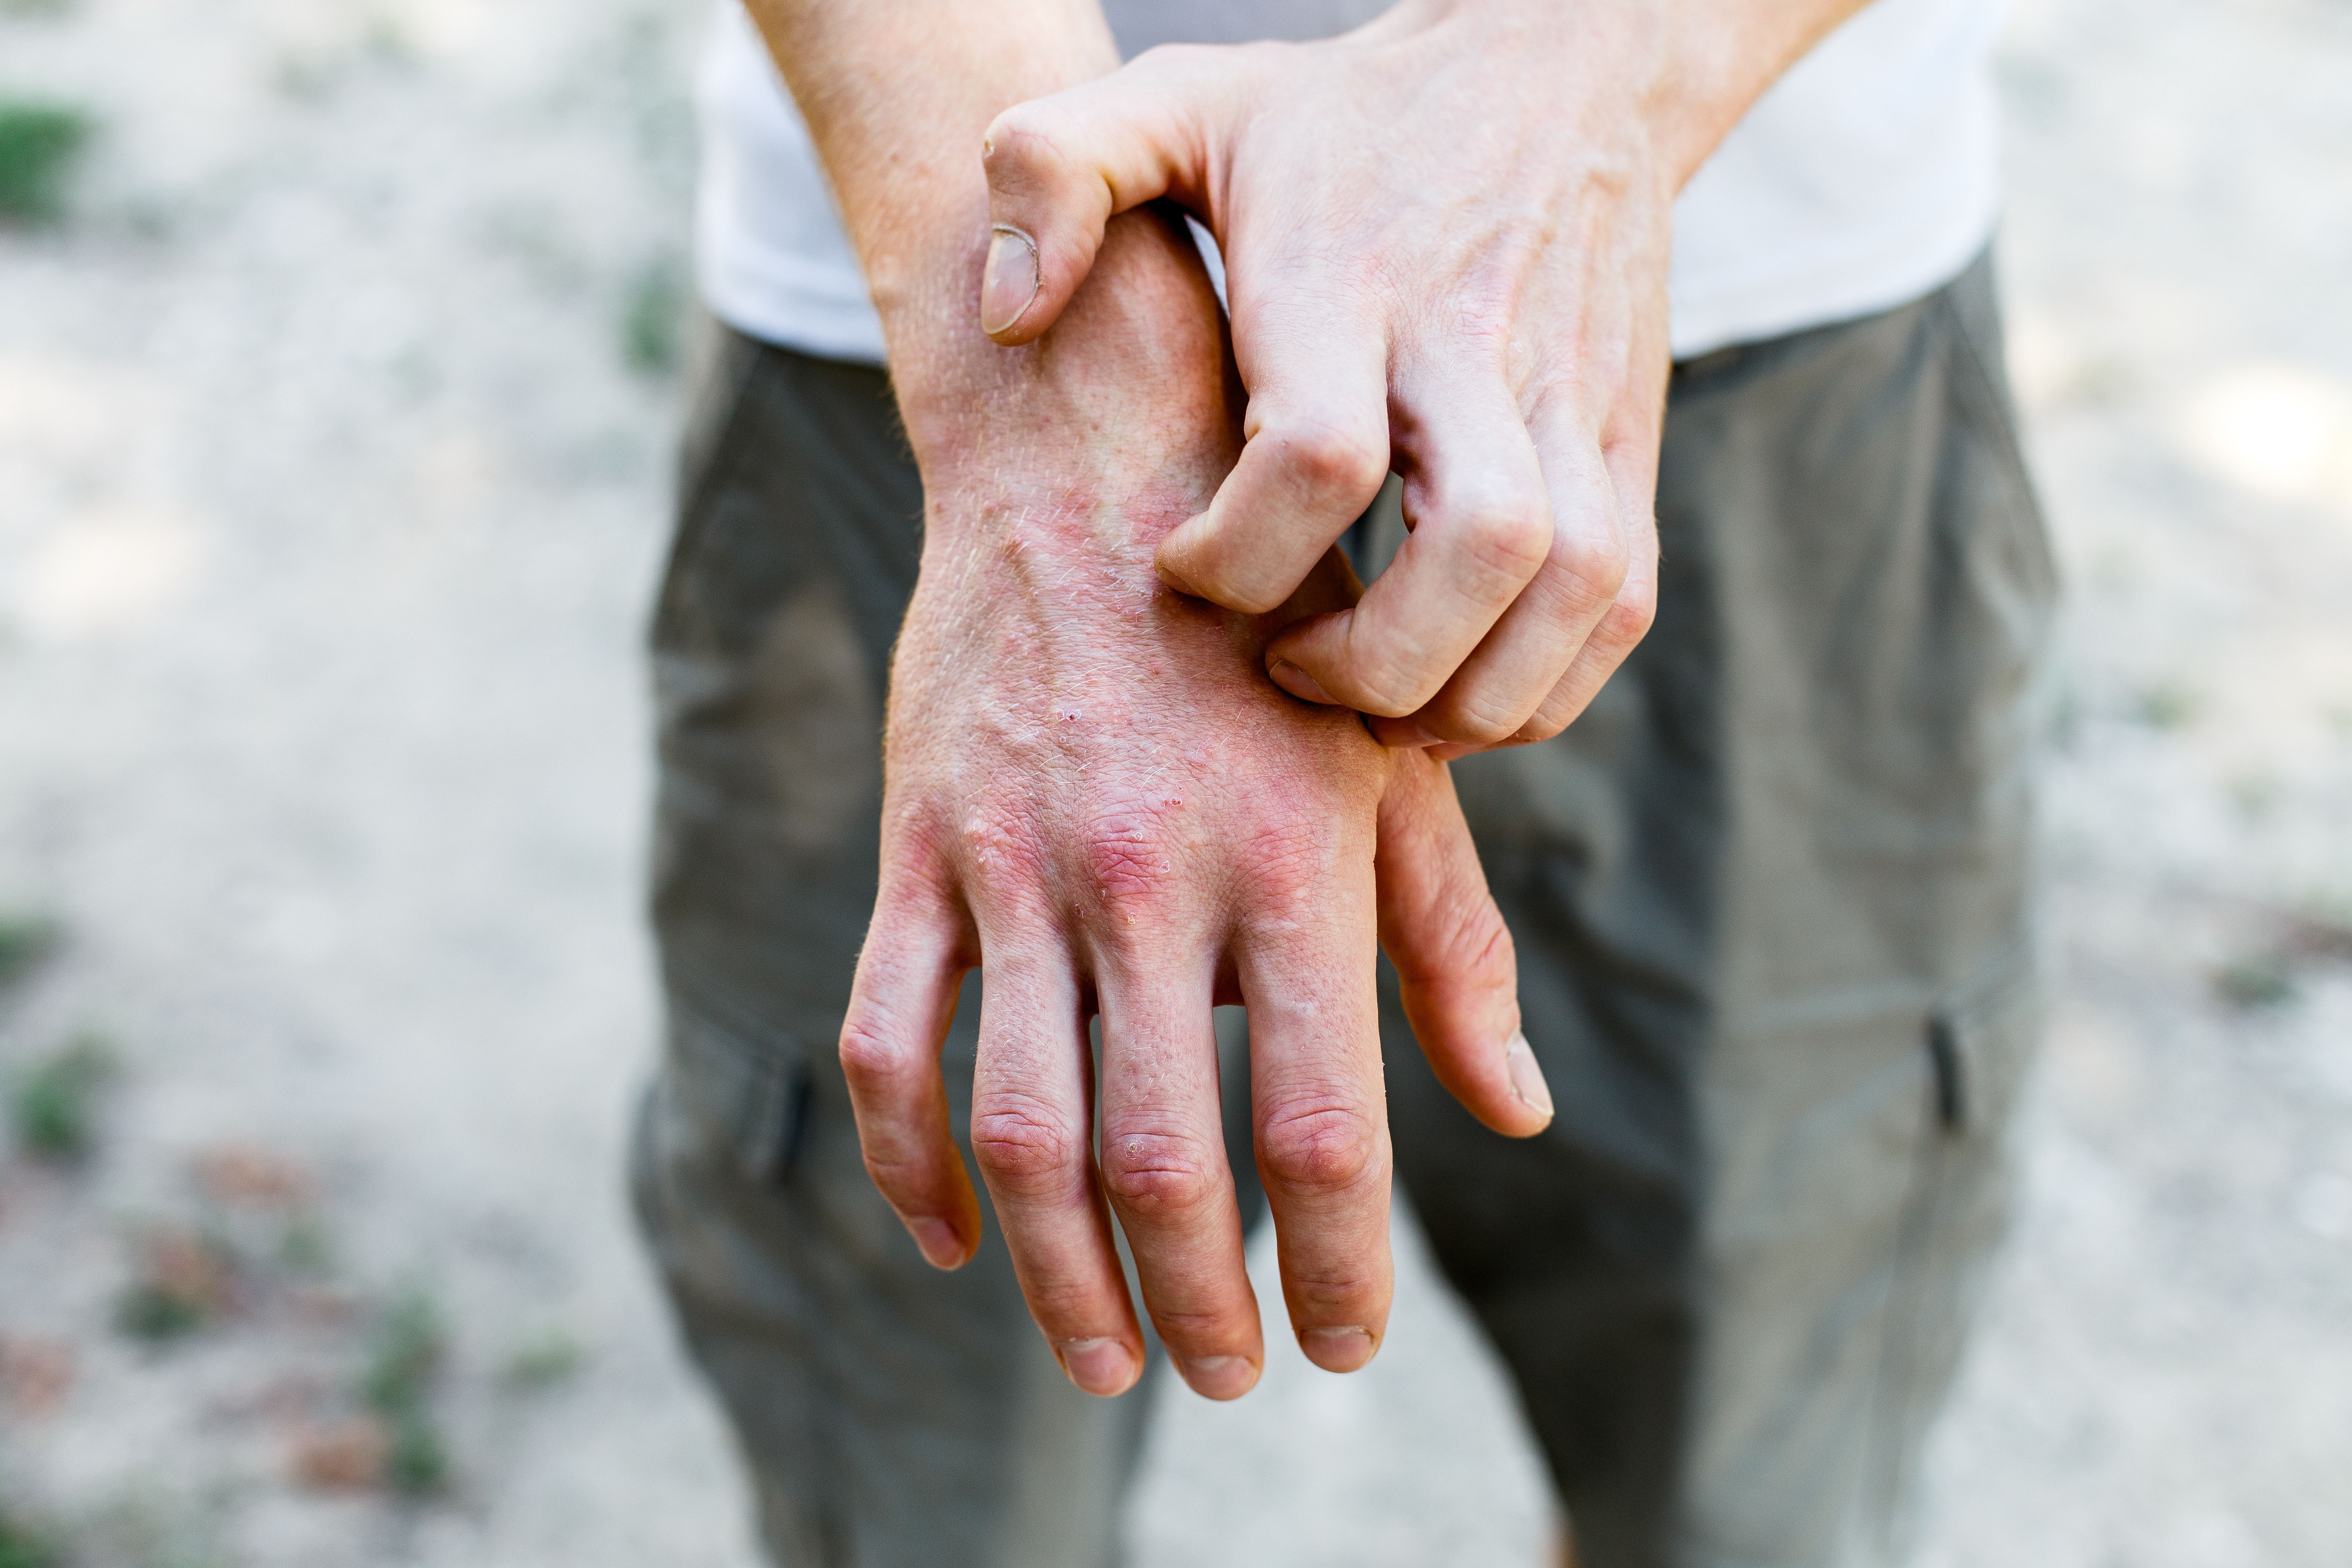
[885,208,1239,551]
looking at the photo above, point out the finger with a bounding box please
[1234,848,1393,1373]
[1501,272,1671,745]
[1507,499,1658,744]
[1480,354,1667,746]
[979,46,1233,343]
[967,932,1144,1397]
[1372,432,1629,748]
[839,874,984,1270]
[1155,296,1392,618]
[1262,364,1553,717]
[1374,750,1550,1134]
[1094,951,1264,1400]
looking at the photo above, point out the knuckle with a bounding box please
[1184,541,1292,616]
[1450,905,1517,986]
[1338,647,1437,718]
[1081,814,1178,911]
[1257,1099,1383,1199]
[1457,492,1554,583]
[983,99,1056,156]
[1022,1273,1124,1335]
[1556,529,1633,614]
[837,1016,916,1098]
[1100,1127,1224,1222]
[1599,572,1659,646]
[1393,888,1516,986]
[1516,709,1571,744]
[1521,682,1597,742]
[970,1096,1088,1199]
[858,1145,936,1199]
[1281,1267,1375,1318]
[1148,1303,1246,1351]
[962,799,1048,887]
[1242,824,1330,907]
[982,104,1077,197]
[1265,411,1387,502]
[1437,698,1524,747]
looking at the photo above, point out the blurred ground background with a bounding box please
[0,0,2347,1563]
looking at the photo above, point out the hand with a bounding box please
[977,0,1804,752]
[842,211,1553,1402]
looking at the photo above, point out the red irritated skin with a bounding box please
[976,0,1871,756]
[739,0,1551,1406]
[853,212,1547,1405]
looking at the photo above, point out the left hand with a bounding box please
[843,210,1549,1405]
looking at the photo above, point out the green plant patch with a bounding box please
[114,1281,207,1341]
[501,1328,584,1390]
[361,1289,445,1415]
[0,913,59,992]
[0,1521,62,1568]
[277,1212,336,1276]
[2132,681,2199,731]
[10,1031,113,1161]
[620,255,686,377]
[114,1225,239,1342]
[386,1411,449,1497]
[0,101,95,222]
[0,1503,64,1568]
[2213,955,2297,1011]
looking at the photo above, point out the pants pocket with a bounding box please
[658,981,816,1192]
[1865,939,2042,1552]
[1924,938,2040,1137]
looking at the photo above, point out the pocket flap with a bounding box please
[665,990,812,1187]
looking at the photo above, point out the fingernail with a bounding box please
[979,226,1040,336]
[1155,558,1202,598]
[1174,1354,1258,1400]
[1300,1326,1378,1372]
[1268,659,1335,705]
[1370,715,1446,749]
[909,1217,965,1268]
[1505,1029,1554,1120]
[1059,1337,1138,1396]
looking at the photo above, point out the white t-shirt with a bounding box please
[695,0,2005,365]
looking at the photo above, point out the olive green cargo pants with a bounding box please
[631,249,2056,1568]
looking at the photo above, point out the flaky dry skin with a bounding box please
[844,214,1539,1400]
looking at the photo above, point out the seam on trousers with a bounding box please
[1859,936,2035,1559]
[651,328,775,650]
[1863,1046,1954,1560]
[1935,280,2052,571]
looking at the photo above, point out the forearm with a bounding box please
[1399,0,1874,187]
[1656,0,1876,179]
[739,0,1228,506]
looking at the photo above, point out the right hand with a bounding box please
[843,211,1553,1403]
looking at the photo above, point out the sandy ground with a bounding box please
[2,0,2348,1563]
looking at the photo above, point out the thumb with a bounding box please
[1374,751,1552,1138]
[979,48,1232,344]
